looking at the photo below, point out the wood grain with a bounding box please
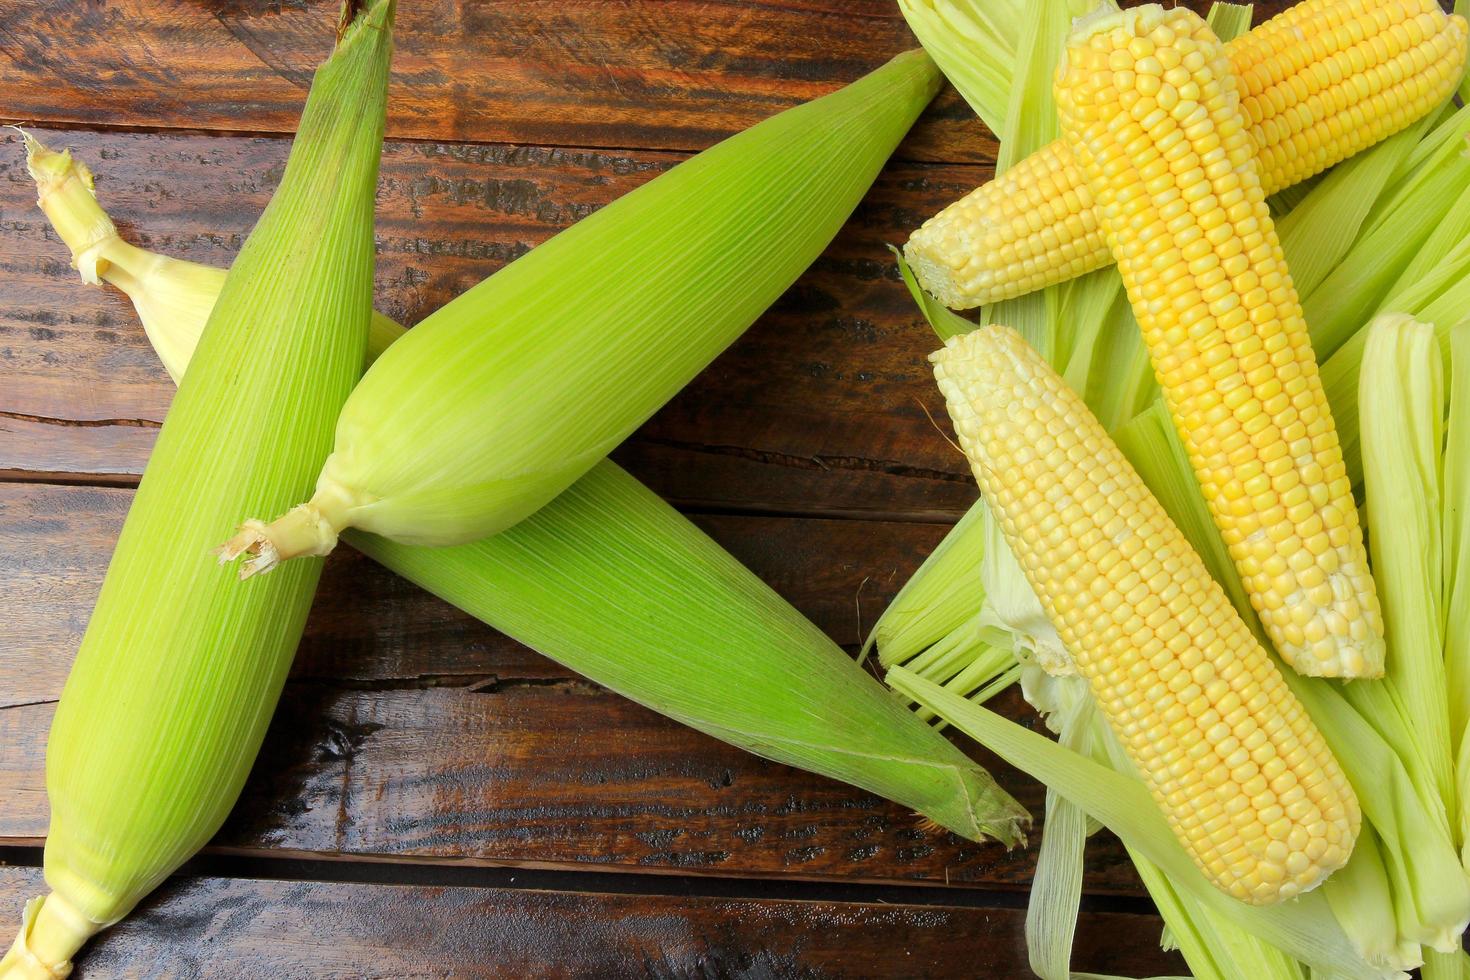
[0,0,992,163]
[0,127,982,520]
[0,481,1144,894]
[0,866,1181,978]
[0,1,1294,165]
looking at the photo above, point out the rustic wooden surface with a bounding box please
[0,864,1179,978]
[0,0,1293,974]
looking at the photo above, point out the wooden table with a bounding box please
[0,1,1287,975]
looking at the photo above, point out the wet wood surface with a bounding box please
[0,0,1297,974]
[0,865,1179,978]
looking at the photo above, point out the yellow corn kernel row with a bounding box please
[1054,4,1384,678]
[933,324,1359,905]
[905,0,1468,310]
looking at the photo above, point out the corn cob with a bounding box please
[933,323,1358,905]
[906,0,1468,310]
[1053,4,1384,679]
[0,4,394,975]
[214,51,943,576]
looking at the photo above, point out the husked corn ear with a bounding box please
[906,0,1468,309]
[933,324,1359,906]
[1054,4,1384,679]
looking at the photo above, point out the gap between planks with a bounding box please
[0,473,977,526]
[0,845,1160,918]
[0,116,999,173]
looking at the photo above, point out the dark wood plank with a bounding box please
[0,1,1296,165]
[0,866,1181,978]
[0,482,1145,894]
[0,0,991,164]
[0,127,980,520]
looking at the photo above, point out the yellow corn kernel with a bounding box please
[906,0,1468,310]
[1055,4,1384,679]
[932,323,1359,905]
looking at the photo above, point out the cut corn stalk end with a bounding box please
[218,469,367,576]
[215,509,334,578]
[0,893,100,980]
[214,521,285,579]
[15,128,118,286]
[15,128,228,389]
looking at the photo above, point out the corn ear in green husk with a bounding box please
[0,4,393,975]
[350,466,1026,845]
[222,50,946,574]
[15,122,1028,855]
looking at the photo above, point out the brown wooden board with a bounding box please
[0,481,1144,894]
[0,1,1291,164]
[0,866,1180,978]
[0,127,982,521]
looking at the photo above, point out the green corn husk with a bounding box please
[977,0,1071,355]
[893,0,1018,135]
[866,498,989,668]
[16,130,1029,855]
[1359,315,1454,826]
[1300,105,1470,360]
[220,51,946,575]
[893,0,1098,137]
[1323,830,1421,973]
[0,4,394,976]
[1424,951,1470,980]
[886,669,1384,980]
[1447,325,1470,862]
[1024,684,1093,980]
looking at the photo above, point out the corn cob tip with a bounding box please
[0,894,99,979]
[899,237,975,311]
[1064,2,1159,48]
[1288,635,1385,680]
